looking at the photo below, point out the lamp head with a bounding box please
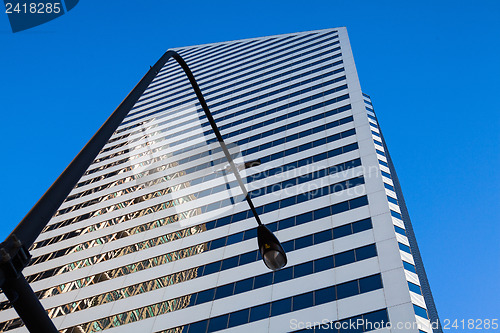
[257,225,287,271]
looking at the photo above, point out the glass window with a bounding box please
[293,292,314,311]
[408,282,422,295]
[381,170,391,179]
[384,183,395,191]
[268,183,281,193]
[280,196,296,208]
[246,145,259,155]
[355,244,377,261]
[253,272,273,289]
[234,278,254,294]
[243,228,257,240]
[329,181,348,194]
[394,225,406,236]
[271,297,292,316]
[266,222,278,232]
[295,212,313,225]
[299,173,313,184]
[334,250,355,267]
[204,221,216,230]
[228,308,249,328]
[203,261,221,276]
[403,261,417,274]
[333,224,352,239]
[398,242,412,254]
[188,320,208,333]
[207,314,228,332]
[331,201,349,214]
[209,237,226,250]
[314,206,331,220]
[226,232,244,246]
[281,240,294,252]
[216,216,232,227]
[328,147,342,156]
[378,159,388,167]
[314,229,332,244]
[387,195,398,205]
[264,200,280,213]
[273,138,285,146]
[295,235,313,250]
[278,217,295,230]
[343,142,358,153]
[413,304,429,319]
[349,158,362,168]
[214,283,235,300]
[260,156,271,164]
[298,142,312,152]
[249,303,271,321]
[187,293,197,307]
[233,211,248,222]
[239,251,257,266]
[293,261,313,278]
[260,142,273,151]
[314,256,334,272]
[349,196,368,210]
[285,147,298,156]
[296,192,311,204]
[336,280,359,299]
[363,309,389,331]
[391,210,403,220]
[313,152,328,162]
[195,289,215,305]
[359,274,382,293]
[314,286,336,305]
[221,256,239,271]
[352,218,372,233]
[271,151,284,160]
[274,266,293,284]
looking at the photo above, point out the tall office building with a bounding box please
[0,28,440,332]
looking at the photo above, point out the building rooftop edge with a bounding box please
[168,27,346,52]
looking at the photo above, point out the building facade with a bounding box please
[0,28,441,332]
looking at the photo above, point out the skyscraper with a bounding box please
[0,27,441,333]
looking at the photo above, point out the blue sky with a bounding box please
[1,0,499,327]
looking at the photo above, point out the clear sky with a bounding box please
[1,0,499,328]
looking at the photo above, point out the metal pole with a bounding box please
[0,50,265,331]
[2,274,58,333]
[171,53,263,226]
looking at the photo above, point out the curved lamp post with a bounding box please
[172,53,288,271]
[0,51,286,332]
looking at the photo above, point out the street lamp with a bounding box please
[0,50,286,332]
[258,225,288,271]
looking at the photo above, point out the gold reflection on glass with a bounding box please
[28,211,204,282]
[55,173,193,226]
[56,170,185,217]
[0,105,228,332]
[46,265,200,319]
[0,239,207,332]
[40,158,211,236]
[34,182,195,265]
[77,294,194,332]
[31,216,204,296]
